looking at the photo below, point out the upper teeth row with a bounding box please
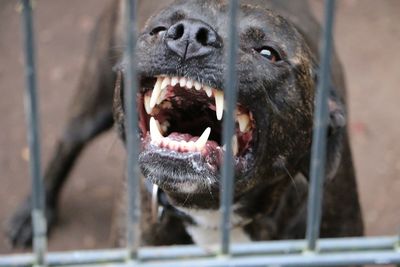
[146,76,225,121]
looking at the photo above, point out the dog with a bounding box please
[8,0,363,247]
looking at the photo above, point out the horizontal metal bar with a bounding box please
[44,251,400,267]
[1,236,399,267]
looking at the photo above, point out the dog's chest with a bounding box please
[177,207,251,246]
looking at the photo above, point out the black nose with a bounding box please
[164,19,222,60]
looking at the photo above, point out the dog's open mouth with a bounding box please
[137,75,256,188]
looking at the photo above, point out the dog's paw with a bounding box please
[5,198,56,248]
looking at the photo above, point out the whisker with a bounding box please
[182,192,192,206]
[282,165,300,198]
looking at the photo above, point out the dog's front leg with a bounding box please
[6,1,123,247]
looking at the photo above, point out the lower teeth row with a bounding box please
[149,117,238,155]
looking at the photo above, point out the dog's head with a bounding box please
[114,0,345,209]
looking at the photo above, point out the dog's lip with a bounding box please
[139,134,254,192]
[135,73,257,186]
[140,135,222,173]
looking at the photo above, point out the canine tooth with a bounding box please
[214,90,224,120]
[156,89,167,105]
[195,127,211,151]
[150,77,163,109]
[186,79,193,89]
[150,117,164,143]
[237,114,250,132]
[232,135,238,156]
[194,81,202,90]
[204,85,212,97]
[171,77,179,86]
[144,95,152,114]
[161,77,171,89]
[179,77,187,87]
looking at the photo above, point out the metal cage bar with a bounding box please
[305,0,336,251]
[1,236,399,267]
[20,0,47,266]
[4,0,400,266]
[123,0,141,261]
[219,0,239,255]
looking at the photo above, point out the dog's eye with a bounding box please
[150,26,167,36]
[256,47,281,63]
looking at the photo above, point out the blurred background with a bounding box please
[0,0,399,254]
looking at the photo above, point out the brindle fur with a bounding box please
[7,0,363,248]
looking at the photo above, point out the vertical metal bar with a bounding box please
[305,0,336,252]
[397,228,400,267]
[124,0,141,260]
[20,0,47,266]
[220,0,239,255]
[397,228,400,257]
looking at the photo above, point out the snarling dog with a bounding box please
[8,0,363,247]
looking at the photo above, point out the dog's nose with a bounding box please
[165,19,222,60]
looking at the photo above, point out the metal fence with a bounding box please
[1,0,400,266]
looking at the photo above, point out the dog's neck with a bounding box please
[149,177,297,246]
[176,205,252,246]
[151,187,254,245]
[159,185,278,246]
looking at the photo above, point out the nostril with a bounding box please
[165,19,222,59]
[171,23,185,40]
[150,26,167,36]
[196,27,210,46]
[174,24,185,40]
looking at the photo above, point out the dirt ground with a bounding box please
[0,0,399,257]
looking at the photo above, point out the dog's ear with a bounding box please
[300,69,346,181]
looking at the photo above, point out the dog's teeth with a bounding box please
[195,127,211,151]
[150,77,163,109]
[156,89,167,105]
[237,114,250,132]
[186,79,193,89]
[150,117,164,143]
[144,95,152,114]
[160,121,170,133]
[160,101,172,109]
[204,85,213,97]
[161,76,171,89]
[194,81,202,90]
[214,90,224,120]
[171,77,179,86]
[172,141,180,151]
[232,135,238,156]
[180,140,187,151]
[187,141,195,151]
[179,77,187,87]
